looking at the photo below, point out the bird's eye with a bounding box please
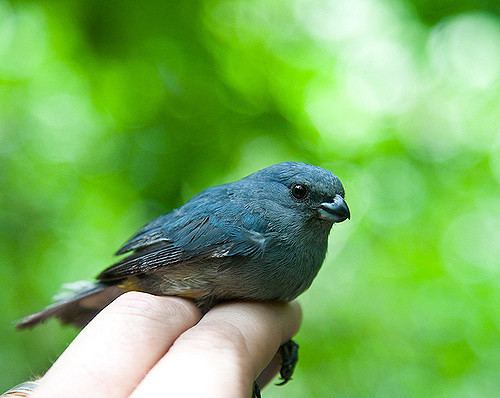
[291,184,308,200]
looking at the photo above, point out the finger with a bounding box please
[256,351,281,387]
[131,301,302,398]
[34,292,201,398]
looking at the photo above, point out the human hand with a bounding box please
[29,292,301,398]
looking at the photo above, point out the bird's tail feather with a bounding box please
[16,281,124,329]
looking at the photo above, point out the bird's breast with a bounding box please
[226,225,329,302]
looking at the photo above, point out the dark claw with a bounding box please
[276,339,299,386]
[253,382,261,398]
[251,339,299,396]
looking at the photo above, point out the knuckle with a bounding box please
[179,320,252,368]
[171,322,253,392]
[110,292,199,326]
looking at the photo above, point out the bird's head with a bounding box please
[244,162,350,224]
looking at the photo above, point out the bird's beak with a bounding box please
[318,194,351,223]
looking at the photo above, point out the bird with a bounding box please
[16,161,350,396]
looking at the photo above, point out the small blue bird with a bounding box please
[17,161,350,396]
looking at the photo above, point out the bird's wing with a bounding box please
[114,186,228,256]
[97,197,269,282]
[114,212,179,255]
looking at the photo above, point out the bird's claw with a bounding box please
[251,339,299,397]
[276,339,299,386]
[253,382,261,398]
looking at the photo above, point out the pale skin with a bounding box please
[31,292,302,398]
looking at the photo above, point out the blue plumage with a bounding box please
[18,161,350,324]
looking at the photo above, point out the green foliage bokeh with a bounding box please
[1,0,500,396]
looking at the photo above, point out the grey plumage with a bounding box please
[17,162,350,328]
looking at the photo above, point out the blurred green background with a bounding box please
[1,0,500,396]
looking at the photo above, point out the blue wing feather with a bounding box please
[98,185,268,281]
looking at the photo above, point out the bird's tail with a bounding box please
[16,281,124,329]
